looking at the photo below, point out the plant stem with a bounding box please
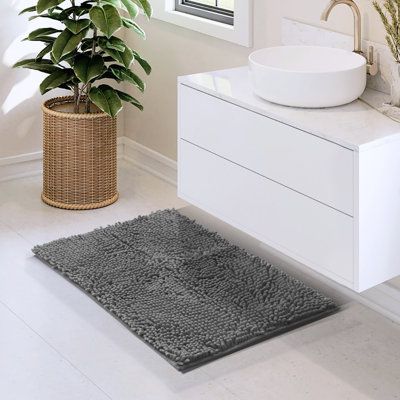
[73,84,79,113]
[71,0,76,17]
[85,85,92,113]
[85,27,98,113]
[72,0,79,112]
[76,83,88,109]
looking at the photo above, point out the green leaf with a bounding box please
[103,36,125,51]
[60,5,91,19]
[80,38,94,52]
[120,0,139,18]
[74,54,105,83]
[40,69,73,94]
[133,0,152,18]
[99,45,123,64]
[52,29,87,62]
[115,89,143,110]
[13,59,35,68]
[122,18,145,39]
[13,58,60,74]
[36,43,53,60]
[109,65,145,91]
[50,53,58,64]
[28,27,60,40]
[23,35,56,43]
[100,0,139,18]
[100,0,123,8]
[100,0,122,6]
[19,6,36,15]
[98,37,124,64]
[121,46,134,68]
[89,84,122,117]
[132,51,151,75]
[36,0,65,14]
[97,69,120,82]
[64,19,91,34]
[89,4,122,38]
[98,39,134,68]
[29,13,63,21]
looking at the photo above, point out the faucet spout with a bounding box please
[321,0,337,21]
[321,0,362,54]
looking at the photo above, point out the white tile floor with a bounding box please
[0,160,399,400]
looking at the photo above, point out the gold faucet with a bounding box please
[321,0,378,75]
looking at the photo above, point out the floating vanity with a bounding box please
[177,67,400,292]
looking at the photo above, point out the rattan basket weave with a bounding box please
[42,96,118,210]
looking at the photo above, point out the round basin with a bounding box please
[249,46,367,108]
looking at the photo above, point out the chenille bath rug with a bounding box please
[32,209,338,372]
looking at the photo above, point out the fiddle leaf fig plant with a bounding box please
[14,0,152,117]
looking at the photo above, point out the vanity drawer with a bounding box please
[179,85,354,216]
[178,140,354,287]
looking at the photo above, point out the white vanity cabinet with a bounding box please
[177,67,400,292]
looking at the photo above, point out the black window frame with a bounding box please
[174,0,234,26]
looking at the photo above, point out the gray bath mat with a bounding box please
[33,209,337,372]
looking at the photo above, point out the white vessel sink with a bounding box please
[249,46,367,108]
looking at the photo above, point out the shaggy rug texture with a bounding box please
[33,209,337,371]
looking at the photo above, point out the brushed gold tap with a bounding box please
[321,0,378,75]
[321,0,362,53]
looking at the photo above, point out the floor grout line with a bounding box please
[0,299,114,400]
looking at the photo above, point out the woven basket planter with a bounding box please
[42,96,118,210]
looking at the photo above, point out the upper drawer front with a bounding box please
[179,85,354,216]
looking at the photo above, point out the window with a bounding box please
[151,0,252,47]
[175,1,234,25]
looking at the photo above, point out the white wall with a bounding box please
[125,0,388,160]
[0,1,66,159]
[0,0,389,161]
[1,1,40,159]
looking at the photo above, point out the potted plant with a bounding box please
[373,0,400,107]
[14,0,152,210]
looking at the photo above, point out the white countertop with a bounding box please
[179,67,400,151]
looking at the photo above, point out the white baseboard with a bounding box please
[360,283,400,324]
[121,137,177,185]
[117,138,125,159]
[0,139,398,323]
[0,151,43,183]
[0,138,174,184]
[0,138,126,183]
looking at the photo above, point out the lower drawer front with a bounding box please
[179,140,354,286]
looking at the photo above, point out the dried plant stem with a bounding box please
[373,0,400,62]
